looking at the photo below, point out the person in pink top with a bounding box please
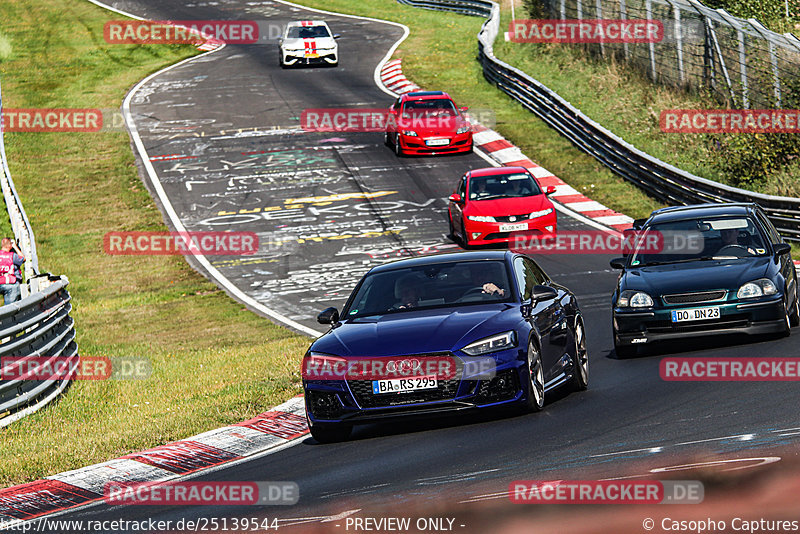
[0,237,25,305]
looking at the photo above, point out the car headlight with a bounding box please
[737,279,777,299]
[401,130,417,136]
[456,126,470,134]
[529,208,553,219]
[617,290,653,308]
[462,331,516,356]
[467,215,496,222]
[301,352,347,380]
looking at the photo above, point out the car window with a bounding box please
[343,260,512,318]
[469,173,541,200]
[514,257,537,300]
[287,25,331,39]
[630,216,770,265]
[525,257,549,284]
[402,99,457,117]
[755,210,781,244]
[458,176,467,199]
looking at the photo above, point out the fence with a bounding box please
[537,0,800,110]
[397,0,800,241]
[0,78,78,427]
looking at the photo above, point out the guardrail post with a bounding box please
[673,4,686,86]
[737,28,749,108]
[561,0,566,19]
[595,0,605,57]
[645,0,657,82]
[768,41,782,107]
[619,0,629,60]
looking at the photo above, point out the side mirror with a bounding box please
[448,193,463,203]
[333,34,341,39]
[774,243,791,256]
[317,307,339,325]
[460,106,468,113]
[632,218,648,231]
[621,228,638,257]
[543,185,556,195]
[532,285,558,302]
[610,257,627,270]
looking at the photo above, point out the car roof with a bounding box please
[368,250,513,274]
[401,91,451,101]
[467,166,529,178]
[648,203,757,224]
[287,20,329,27]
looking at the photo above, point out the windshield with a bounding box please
[287,25,331,39]
[401,99,458,117]
[468,173,541,200]
[343,260,513,318]
[630,216,769,266]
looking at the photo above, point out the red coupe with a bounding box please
[448,166,557,246]
[384,91,473,156]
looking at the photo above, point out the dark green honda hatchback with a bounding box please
[610,203,798,357]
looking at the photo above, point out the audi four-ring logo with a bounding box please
[385,359,422,373]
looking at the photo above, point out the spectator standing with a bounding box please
[0,238,25,304]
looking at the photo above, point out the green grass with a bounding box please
[494,9,800,198]
[0,0,307,486]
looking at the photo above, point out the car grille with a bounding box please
[495,214,531,223]
[662,290,726,305]
[347,355,462,409]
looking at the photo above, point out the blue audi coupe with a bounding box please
[302,250,588,442]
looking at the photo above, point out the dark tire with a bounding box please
[394,136,404,157]
[789,289,799,327]
[571,317,589,391]
[779,296,793,337]
[308,423,351,444]
[524,340,545,412]
[460,221,469,248]
[383,131,390,146]
[448,213,455,239]
[613,334,637,359]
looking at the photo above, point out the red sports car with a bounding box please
[448,166,557,246]
[384,91,473,156]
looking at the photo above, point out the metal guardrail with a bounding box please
[397,0,800,241]
[0,78,77,426]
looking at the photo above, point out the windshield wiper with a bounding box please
[636,256,717,266]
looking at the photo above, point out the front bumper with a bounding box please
[613,295,786,346]
[303,350,528,425]
[397,132,473,155]
[464,216,557,246]
[281,49,338,65]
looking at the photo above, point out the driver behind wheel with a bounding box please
[466,263,506,297]
[719,228,755,256]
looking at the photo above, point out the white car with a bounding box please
[279,20,339,68]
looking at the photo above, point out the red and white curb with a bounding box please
[379,59,633,232]
[0,396,307,525]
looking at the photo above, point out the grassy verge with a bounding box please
[494,9,800,198]
[0,0,307,486]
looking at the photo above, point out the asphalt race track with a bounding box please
[60,0,800,529]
